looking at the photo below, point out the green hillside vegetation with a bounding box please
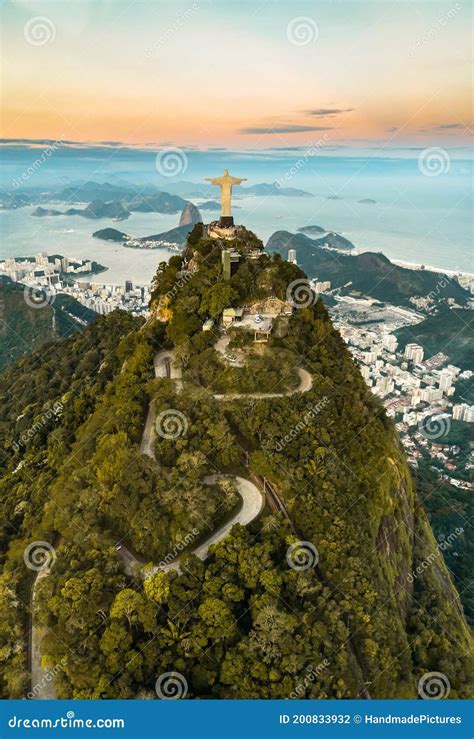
[414,461,473,627]
[0,226,472,700]
[395,307,474,370]
[266,232,469,308]
[0,279,97,372]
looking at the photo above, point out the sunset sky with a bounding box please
[1,0,472,154]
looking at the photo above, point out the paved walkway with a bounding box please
[30,342,311,698]
[213,367,313,400]
[30,568,56,699]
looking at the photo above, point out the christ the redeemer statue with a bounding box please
[205,169,247,226]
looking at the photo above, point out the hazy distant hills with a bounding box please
[242,182,313,197]
[266,230,470,308]
[32,201,131,220]
[198,200,222,210]
[93,224,193,247]
[0,278,96,372]
[298,224,326,235]
[92,202,201,246]
[267,229,355,252]
[30,192,188,219]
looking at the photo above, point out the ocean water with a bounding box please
[0,207,177,285]
[1,148,472,283]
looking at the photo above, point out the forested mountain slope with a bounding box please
[0,226,472,700]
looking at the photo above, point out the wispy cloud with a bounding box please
[239,124,333,134]
[434,123,464,130]
[304,108,354,117]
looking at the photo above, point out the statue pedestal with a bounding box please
[220,216,234,227]
[207,221,240,240]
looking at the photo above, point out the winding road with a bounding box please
[30,342,312,698]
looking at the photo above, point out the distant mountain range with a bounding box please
[1,179,315,212]
[266,230,470,308]
[31,201,131,220]
[198,200,223,210]
[242,182,313,197]
[30,192,188,219]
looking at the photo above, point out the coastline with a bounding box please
[390,258,474,279]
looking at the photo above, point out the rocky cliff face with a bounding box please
[179,202,202,227]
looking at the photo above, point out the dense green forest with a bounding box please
[0,278,97,372]
[395,306,474,370]
[0,225,472,700]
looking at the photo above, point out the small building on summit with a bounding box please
[222,307,244,328]
[247,297,293,316]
